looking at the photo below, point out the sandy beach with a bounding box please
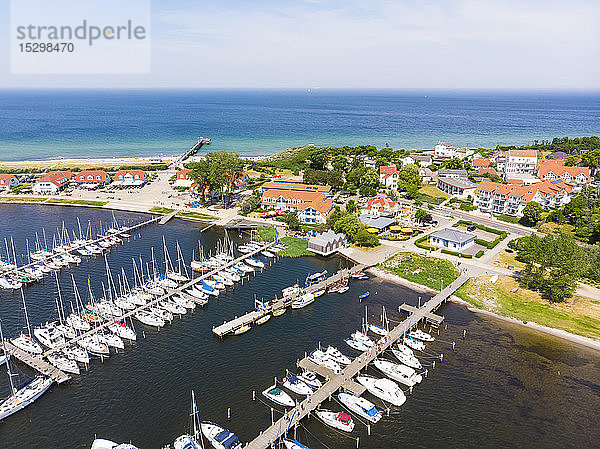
[0,156,175,171]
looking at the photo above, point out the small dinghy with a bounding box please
[324,346,351,365]
[283,374,313,396]
[273,308,286,317]
[408,329,435,342]
[256,315,271,325]
[201,421,242,449]
[315,410,354,432]
[337,392,382,423]
[337,286,349,294]
[262,385,295,407]
[298,371,322,389]
[234,325,250,335]
[356,375,406,407]
[373,358,422,387]
[358,292,370,301]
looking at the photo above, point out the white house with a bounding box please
[429,228,475,252]
[361,197,400,218]
[308,230,348,256]
[504,149,538,180]
[32,171,73,195]
[112,170,147,186]
[379,165,398,189]
[0,174,19,191]
[434,142,458,158]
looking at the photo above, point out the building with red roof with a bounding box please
[33,171,73,195]
[361,196,400,218]
[471,158,491,168]
[112,170,147,186]
[261,182,333,224]
[537,159,590,185]
[379,165,398,189]
[504,149,539,180]
[74,170,111,184]
[0,174,19,191]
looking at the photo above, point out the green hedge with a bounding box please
[415,234,437,250]
[441,248,473,258]
[475,250,484,258]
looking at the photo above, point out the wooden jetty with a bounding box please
[176,136,211,165]
[243,273,470,449]
[399,303,445,327]
[158,209,180,225]
[212,265,365,337]
[3,341,70,384]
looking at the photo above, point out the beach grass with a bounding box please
[177,211,217,221]
[378,252,459,291]
[455,275,600,339]
[46,198,108,206]
[149,206,175,214]
[279,236,313,257]
[0,196,46,203]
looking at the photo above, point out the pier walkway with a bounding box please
[3,341,70,384]
[244,273,470,449]
[175,137,211,165]
[212,265,365,337]
[159,209,180,225]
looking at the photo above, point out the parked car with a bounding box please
[467,225,476,231]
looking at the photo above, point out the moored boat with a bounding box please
[373,358,422,387]
[201,421,242,449]
[315,410,354,432]
[356,375,406,407]
[283,374,313,396]
[337,392,382,423]
[262,384,295,407]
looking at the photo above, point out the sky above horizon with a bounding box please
[2,0,599,89]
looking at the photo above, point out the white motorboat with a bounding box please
[63,344,90,364]
[298,371,322,389]
[324,346,351,365]
[0,375,53,422]
[98,331,125,350]
[245,257,264,268]
[66,313,91,331]
[220,269,240,282]
[187,287,209,300]
[308,349,341,374]
[108,321,137,341]
[315,410,355,432]
[368,324,388,336]
[78,335,110,357]
[173,295,196,310]
[150,307,173,323]
[90,439,139,449]
[408,329,435,342]
[33,324,66,349]
[282,285,300,297]
[61,253,81,264]
[344,338,369,352]
[233,262,253,273]
[201,421,242,449]
[11,332,43,354]
[373,358,422,387]
[47,352,80,375]
[337,392,382,423]
[291,292,315,309]
[173,435,202,449]
[283,374,313,396]
[351,331,373,347]
[282,440,310,449]
[262,384,295,407]
[337,286,349,294]
[391,348,422,370]
[356,375,406,407]
[403,337,425,352]
[159,300,187,315]
[261,250,275,258]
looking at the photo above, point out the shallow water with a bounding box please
[0,205,599,449]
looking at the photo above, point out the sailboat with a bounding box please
[11,289,43,354]
[165,238,190,283]
[174,391,203,449]
[0,321,53,421]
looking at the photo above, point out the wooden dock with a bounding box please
[399,303,445,327]
[158,209,180,225]
[212,265,365,337]
[243,273,470,449]
[3,341,70,384]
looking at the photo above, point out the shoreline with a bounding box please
[369,267,600,351]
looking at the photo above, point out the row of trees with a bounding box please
[546,185,600,243]
[497,136,600,156]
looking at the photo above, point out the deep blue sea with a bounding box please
[0,89,599,161]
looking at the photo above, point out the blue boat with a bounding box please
[358,292,370,301]
[304,270,327,287]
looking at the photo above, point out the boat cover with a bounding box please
[202,281,214,291]
[269,388,283,395]
[293,440,310,449]
[336,412,351,424]
[365,406,379,417]
[288,375,299,384]
[215,430,240,449]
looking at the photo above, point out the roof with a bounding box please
[471,158,490,167]
[379,165,397,178]
[261,181,330,193]
[430,228,475,244]
[475,179,572,203]
[178,168,192,176]
[359,214,395,230]
[410,154,432,162]
[308,230,346,246]
[438,169,468,177]
[508,149,538,158]
[364,197,398,210]
[437,177,477,189]
[477,167,498,175]
[36,171,73,186]
[539,161,590,181]
[74,170,108,180]
[262,188,333,216]
[115,169,146,178]
[551,151,569,159]
[0,174,17,184]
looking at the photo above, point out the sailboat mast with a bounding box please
[0,321,16,396]
[20,288,33,338]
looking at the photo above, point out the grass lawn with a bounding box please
[537,222,575,235]
[149,206,175,214]
[418,185,451,200]
[0,196,46,203]
[455,275,600,339]
[46,198,108,206]
[177,211,217,220]
[496,214,521,225]
[257,226,277,242]
[379,252,459,291]
[279,236,313,257]
[492,249,526,271]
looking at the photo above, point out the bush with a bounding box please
[354,229,379,247]
[415,234,437,250]
[441,248,460,256]
[475,250,485,258]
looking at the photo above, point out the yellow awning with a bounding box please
[401,227,414,234]
[389,225,402,232]
[367,228,379,234]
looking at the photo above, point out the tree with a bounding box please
[354,229,379,247]
[333,213,363,238]
[345,199,357,213]
[284,212,300,231]
[187,158,213,202]
[442,158,466,170]
[414,208,427,223]
[581,148,600,171]
[564,155,579,166]
[188,151,243,206]
[520,201,542,227]
[308,152,326,170]
[332,155,348,172]
[239,191,261,214]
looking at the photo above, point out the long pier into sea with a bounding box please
[244,273,470,449]
[175,136,211,165]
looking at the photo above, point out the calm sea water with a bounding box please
[0,204,598,449]
[0,89,599,161]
